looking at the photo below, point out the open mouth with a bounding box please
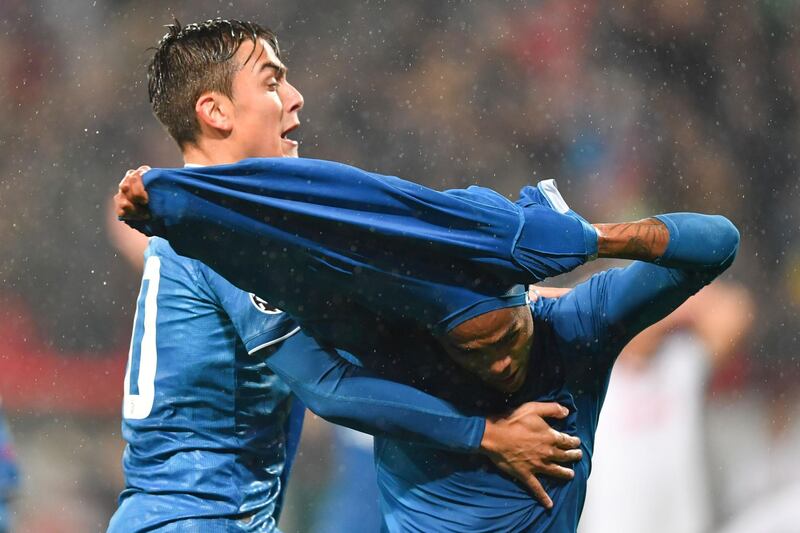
[281,123,300,141]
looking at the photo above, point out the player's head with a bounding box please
[148,18,303,158]
[442,305,534,393]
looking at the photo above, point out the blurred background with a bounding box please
[0,0,798,531]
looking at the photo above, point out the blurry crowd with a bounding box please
[1,0,799,531]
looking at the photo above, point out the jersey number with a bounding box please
[123,256,161,419]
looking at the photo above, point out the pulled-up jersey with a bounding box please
[135,158,598,337]
[128,156,738,532]
[368,214,739,532]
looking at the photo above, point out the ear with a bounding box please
[195,92,233,133]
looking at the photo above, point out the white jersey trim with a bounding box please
[247,325,302,354]
[538,179,570,214]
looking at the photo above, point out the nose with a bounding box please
[283,81,304,114]
[489,356,514,379]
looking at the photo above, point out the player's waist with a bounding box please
[110,490,280,532]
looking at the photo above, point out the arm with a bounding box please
[264,329,484,450]
[115,162,597,284]
[265,330,581,508]
[594,212,740,272]
[116,164,731,288]
[593,213,740,345]
[594,217,670,261]
[621,281,754,367]
[196,252,584,492]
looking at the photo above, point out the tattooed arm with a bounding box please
[593,213,738,277]
[594,218,670,261]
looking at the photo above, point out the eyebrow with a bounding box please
[496,323,521,348]
[259,60,287,78]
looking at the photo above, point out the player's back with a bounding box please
[109,238,300,533]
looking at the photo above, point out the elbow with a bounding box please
[296,394,325,417]
[295,391,338,421]
[708,215,740,271]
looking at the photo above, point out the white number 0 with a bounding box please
[123,256,160,419]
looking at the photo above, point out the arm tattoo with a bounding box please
[594,218,670,261]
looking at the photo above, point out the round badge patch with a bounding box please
[249,293,282,314]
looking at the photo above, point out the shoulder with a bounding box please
[146,237,204,279]
[534,270,621,347]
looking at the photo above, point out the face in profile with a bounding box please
[227,38,305,158]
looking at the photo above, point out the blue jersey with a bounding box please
[368,267,648,532]
[109,237,489,533]
[129,158,738,532]
[365,216,739,532]
[109,238,301,532]
[136,158,597,337]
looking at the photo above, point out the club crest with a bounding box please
[249,293,282,314]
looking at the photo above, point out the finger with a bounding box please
[119,169,136,189]
[549,448,583,464]
[528,402,569,419]
[114,194,134,218]
[521,472,553,509]
[553,431,581,450]
[127,174,149,204]
[539,463,575,481]
[535,287,572,298]
[528,287,540,303]
[114,195,151,220]
[136,165,151,173]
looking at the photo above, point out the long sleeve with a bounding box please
[263,329,485,452]
[137,158,596,331]
[544,213,738,442]
[198,251,485,452]
[603,213,739,338]
[551,213,740,366]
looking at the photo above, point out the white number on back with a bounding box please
[123,256,160,419]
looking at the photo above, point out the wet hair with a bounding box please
[147,18,280,147]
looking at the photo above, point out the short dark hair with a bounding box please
[147,18,280,148]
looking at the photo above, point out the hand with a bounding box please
[480,402,581,509]
[114,165,151,220]
[529,286,572,302]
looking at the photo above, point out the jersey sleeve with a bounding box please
[262,329,485,452]
[139,158,596,287]
[197,262,300,353]
[551,212,740,364]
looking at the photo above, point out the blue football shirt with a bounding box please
[135,158,597,337]
[109,238,300,532]
[366,213,739,532]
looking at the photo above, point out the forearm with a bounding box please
[265,331,485,452]
[595,218,669,261]
[595,213,739,275]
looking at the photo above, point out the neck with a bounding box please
[182,137,245,167]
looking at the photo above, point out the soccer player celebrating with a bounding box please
[108,20,585,533]
[116,19,739,531]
